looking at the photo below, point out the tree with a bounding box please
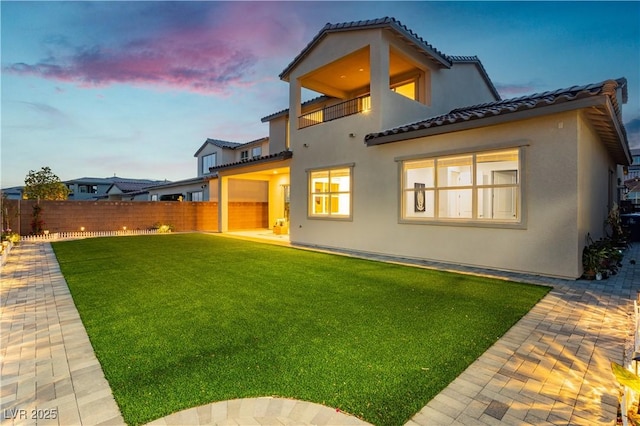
[23,167,70,200]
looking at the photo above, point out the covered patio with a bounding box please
[212,151,291,234]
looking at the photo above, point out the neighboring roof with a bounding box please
[64,176,165,186]
[625,177,640,193]
[194,137,269,157]
[261,96,331,123]
[210,150,293,173]
[280,17,453,81]
[106,179,168,194]
[365,78,631,165]
[146,176,211,190]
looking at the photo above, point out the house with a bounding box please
[623,149,640,208]
[147,137,276,207]
[206,17,630,279]
[66,176,169,201]
[1,186,24,200]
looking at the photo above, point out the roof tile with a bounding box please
[365,78,627,144]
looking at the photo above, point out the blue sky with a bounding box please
[2,1,639,188]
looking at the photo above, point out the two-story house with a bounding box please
[207,17,630,279]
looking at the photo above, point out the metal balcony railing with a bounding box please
[298,95,371,129]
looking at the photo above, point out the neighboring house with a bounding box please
[146,177,210,202]
[1,186,24,200]
[623,149,640,207]
[146,137,274,203]
[201,17,631,279]
[104,178,168,201]
[65,176,168,200]
[65,177,116,200]
[2,177,167,201]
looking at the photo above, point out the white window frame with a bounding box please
[189,191,203,202]
[251,147,262,159]
[307,164,354,220]
[202,153,216,175]
[399,147,523,226]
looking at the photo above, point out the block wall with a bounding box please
[2,200,269,235]
[228,202,269,230]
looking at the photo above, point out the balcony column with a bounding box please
[289,77,302,137]
[218,175,229,232]
[369,33,390,121]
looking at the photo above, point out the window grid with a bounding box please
[308,167,352,219]
[402,149,520,222]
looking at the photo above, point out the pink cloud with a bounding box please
[3,2,305,95]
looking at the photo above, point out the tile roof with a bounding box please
[108,180,164,193]
[365,78,630,164]
[261,96,331,123]
[207,138,243,149]
[194,137,268,157]
[280,17,452,81]
[209,150,292,173]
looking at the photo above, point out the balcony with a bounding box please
[298,95,371,129]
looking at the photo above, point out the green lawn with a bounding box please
[52,233,549,426]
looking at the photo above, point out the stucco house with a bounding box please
[201,17,630,279]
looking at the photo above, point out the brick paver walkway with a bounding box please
[1,238,638,425]
[0,243,123,425]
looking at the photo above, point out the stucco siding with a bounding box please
[431,63,499,114]
[291,112,585,278]
[576,111,616,256]
[268,118,288,153]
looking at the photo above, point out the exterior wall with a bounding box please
[431,62,499,114]
[148,181,210,201]
[196,144,235,176]
[66,181,113,200]
[577,111,616,250]
[268,173,291,228]
[290,112,587,279]
[268,118,288,153]
[229,179,268,202]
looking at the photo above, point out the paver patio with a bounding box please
[1,237,638,425]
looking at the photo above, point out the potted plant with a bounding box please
[582,242,602,280]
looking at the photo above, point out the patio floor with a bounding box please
[1,236,638,425]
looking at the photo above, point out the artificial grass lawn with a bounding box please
[52,233,549,426]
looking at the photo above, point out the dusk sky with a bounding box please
[2,1,639,188]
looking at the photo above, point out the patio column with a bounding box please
[218,176,229,232]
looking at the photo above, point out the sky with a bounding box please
[1,1,639,188]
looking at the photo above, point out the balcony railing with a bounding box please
[298,95,371,129]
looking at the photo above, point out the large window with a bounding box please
[402,149,520,223]
[202,153,216,175]
[309,166,352,219]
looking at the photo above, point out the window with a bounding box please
[309,166,352,219]
[391,79,417,101]
[252,147,262,159]
[78,185,97,194]
[202,153,216,174]
[402,149,520,222]
[241,150,249,161]
[189,191,203,202]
